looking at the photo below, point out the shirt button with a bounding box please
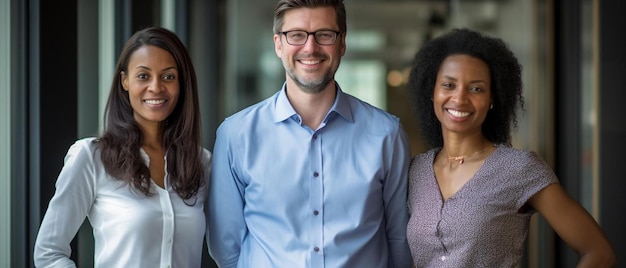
[313,210,319,216]
[312,134,318,139]
[440,256,446,261]
[314,247,320,252]
[313,172,319,177]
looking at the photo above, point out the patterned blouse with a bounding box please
[407,145,558,267]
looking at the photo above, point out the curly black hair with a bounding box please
[407,28,524,148]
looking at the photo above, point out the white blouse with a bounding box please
[34,137,211,268]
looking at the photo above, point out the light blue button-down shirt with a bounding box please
[207,84,412,268]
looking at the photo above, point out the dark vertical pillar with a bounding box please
[29,0,79,265]
[131,0,159,32]
[75,0,100,266]
[554,0,581,267]
[175,0,189,43]
[36,0,79,220]
[598,0,626,262]
[116,0,132,55]
[11,0,28,266]
[189,0,220,267]
[190,0,220,154]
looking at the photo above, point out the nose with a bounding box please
[451,87,468,103]
[302,34,319,52]
[148,78,162,93]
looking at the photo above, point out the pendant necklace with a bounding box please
[446,144,493,165]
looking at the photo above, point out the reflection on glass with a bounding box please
[336,60,386,110]
[580,0,596,216]
[225,2,552,266]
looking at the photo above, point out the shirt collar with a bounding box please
[273,82,354,123]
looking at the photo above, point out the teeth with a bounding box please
[145,99,166,105]
[448,109,470,118]
[300,60,321,65]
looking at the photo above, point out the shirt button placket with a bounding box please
[309,131,323,267]
[159,189,175,267]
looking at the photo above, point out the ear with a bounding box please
[120,71,129,91]
[274,33,283,58]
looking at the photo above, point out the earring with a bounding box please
[489,104,494,109]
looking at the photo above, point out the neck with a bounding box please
[285,82,336,129]
[441,137,492,165]
[140,124,164,150]
[445,145,491,165]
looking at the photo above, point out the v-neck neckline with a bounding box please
[431,146,498,203]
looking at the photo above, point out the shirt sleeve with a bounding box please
[514,150,559,211]
[202,148,213,262]
[382,123,413,268]
[207,122,246,268]
[34,139,96,268]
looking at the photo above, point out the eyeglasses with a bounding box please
[279,30,342,46]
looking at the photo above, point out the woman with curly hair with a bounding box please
[34,26,211,267]
[406,28,615,267]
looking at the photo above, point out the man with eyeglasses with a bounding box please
[207,0,412,267]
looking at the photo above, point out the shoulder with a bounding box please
[217,94,277,134]
[415,148,439,160]
[58,137,101,181]
[201,147,212,166]
[65,137,99,159]
[490,146,558,183]
[72,137,98,148]
[201,147,212,184]
[345,93,400,122]
[201,147,212,160]
[495,146,551,169]
[411,148,438,167]
[343,93,402,134]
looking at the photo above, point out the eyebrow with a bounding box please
[282,28,340,32]
[442,75,487,84]
[134,65,178,72]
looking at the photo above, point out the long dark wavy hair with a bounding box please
[407,28,524,148]
[273,0,347,34]
[96,26,205,200]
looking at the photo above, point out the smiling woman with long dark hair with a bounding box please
[34,26,211,268]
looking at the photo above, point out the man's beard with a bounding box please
[283,54,339,94]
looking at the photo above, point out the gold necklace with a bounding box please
[446,144,493,165]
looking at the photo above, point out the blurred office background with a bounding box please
[1,0,624,267]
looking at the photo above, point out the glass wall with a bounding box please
[580,0,598,217]
[221,0,554,159]
[5,0,617,266]
[1,0,12,267]
[223,0,555,266]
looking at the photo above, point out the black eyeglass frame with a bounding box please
[279,30,342,46]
